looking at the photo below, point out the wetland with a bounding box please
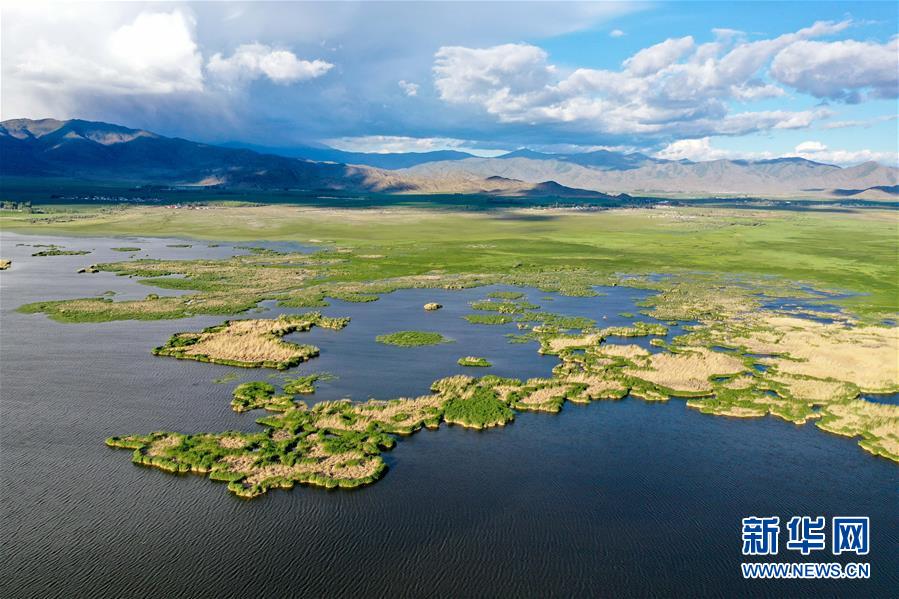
[1,204,897,597]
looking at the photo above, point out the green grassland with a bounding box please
[2,204,896,315]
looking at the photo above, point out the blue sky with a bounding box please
[2,1,897,164]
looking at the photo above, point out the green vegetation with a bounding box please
[166,243,192,248]
[519,311,595,330]
[4,204,895,315]
[470,299,540,313]
[376,331,450,347]
[11,206,899,326]
[329,292,379,303]
[282,373,333,394]
[32,248,90,257]
[458,356,492,367]
[487,291,525,300]
[111,246,141,252]
[443,385,514,429]
[464,313,514,325]
[231,381,286,412]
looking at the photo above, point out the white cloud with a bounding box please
[624,36,694,76]
[431,20,858,139]
[789,141,898,166]
[655,137,737,161]
[13,10,204,96]
[821,115,899,130]
[207,43,333,85]
[2,7,335,120]
[398,80,420,97]
[795,141,827,153]
[325,135,503,156]
[656,137,897,166]
[434,43,555,108]
[609,29,625,38]
[771,38,899,102]
[655,137,781,162]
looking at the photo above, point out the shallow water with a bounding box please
[1,232,897,598]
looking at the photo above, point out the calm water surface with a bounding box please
[1,232,896,598]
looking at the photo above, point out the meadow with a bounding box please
[2,203,896,315]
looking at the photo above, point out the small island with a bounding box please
[111,247,141,252]
[153,312,349,369]
[458,356,491,367]
[32,248,91,257]
[487,291,525,300]
[423,302,442,311]
[376,330,450,346]
[0,259,11,270]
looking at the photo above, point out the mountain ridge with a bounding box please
[2,118,896,200]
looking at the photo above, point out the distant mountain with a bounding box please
[0,119,617,199]
[2,118,896,199]
[498,148,661,171]
[221,141,477,169]
[0,119,417,192]
[402,155,899,199]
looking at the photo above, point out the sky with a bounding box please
[1,1,897,165]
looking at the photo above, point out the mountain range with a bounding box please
[2,118,896,200]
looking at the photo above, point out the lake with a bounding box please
[1,231,896,598]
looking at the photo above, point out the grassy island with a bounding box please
[487,291,525,300]
[32,248,90,257]
[376,331,450,347]
[231,381,294,412]
[282,373,331,394]
[111,246,141,252]
[458,356,491,367]
[464,313,514,325]
[153,312,349,369]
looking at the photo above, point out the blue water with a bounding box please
[862,393,899,406]
[1,232,897,598]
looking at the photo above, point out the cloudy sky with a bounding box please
[2,1,897,164]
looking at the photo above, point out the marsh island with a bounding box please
[153,313,349,369]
